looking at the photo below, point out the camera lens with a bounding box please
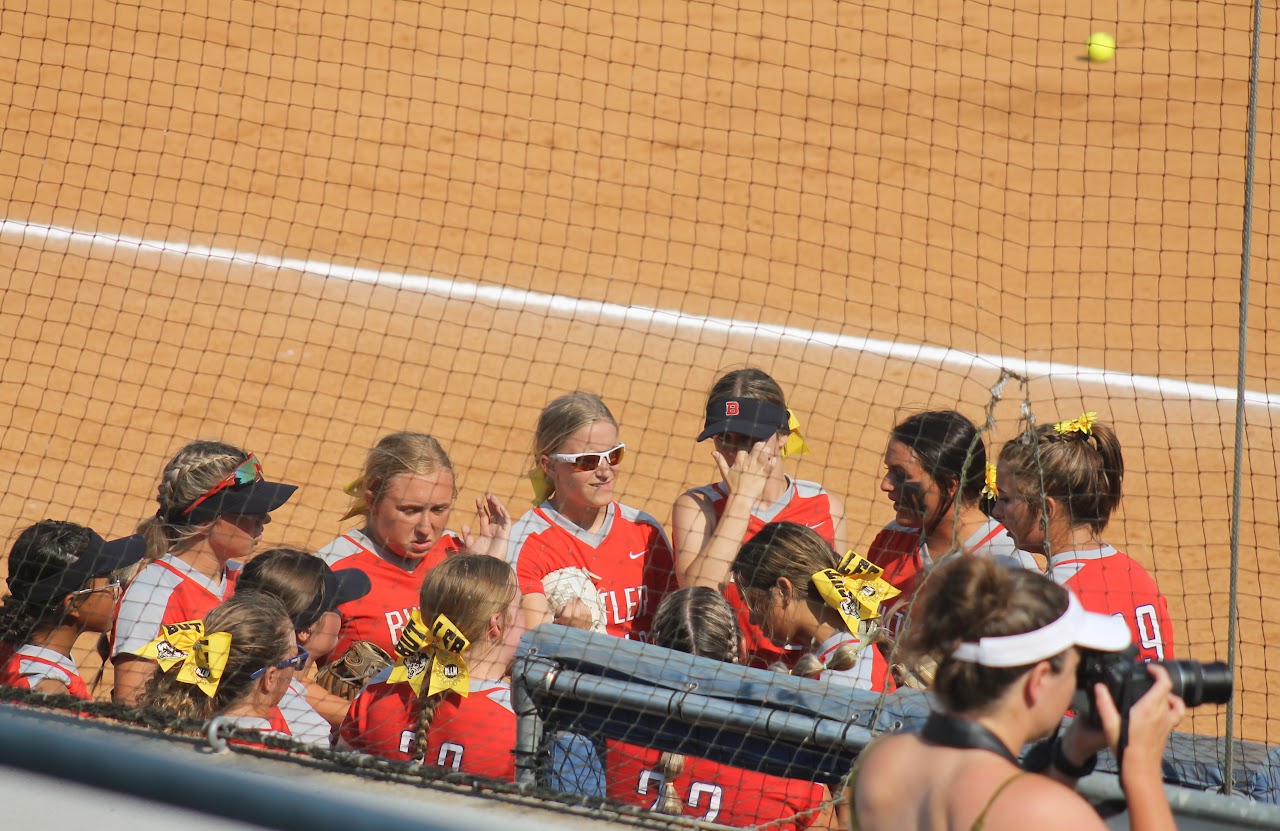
[1162,660,1233,707]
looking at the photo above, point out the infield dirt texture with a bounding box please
[1,0,1277,745]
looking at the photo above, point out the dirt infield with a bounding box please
[1,0,1277,745]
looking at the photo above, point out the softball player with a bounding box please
[506,392,677,641]
[865,412,1037,687]
[0,521,146,699]
[316,432,509,671]
[994,412,1174,660]
[112,441,297,705]
[338,555,525,780]
[236,547,371,743]
[671,369,848,669]
[606,587,834,831]
[730,522,890,690]
[136,591,303,728]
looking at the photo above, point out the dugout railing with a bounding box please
[511,626,1280,831]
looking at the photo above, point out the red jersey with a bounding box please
[317,529,464,663]
[866,518,1036,640]
[1049,545,1175,661]
[340,675,516,780]
[0,644,91,700]
[507,502,677,641]
[688,478,835,668]
[113,554,239,657]
[607,741,825,830]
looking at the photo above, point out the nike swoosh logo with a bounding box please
[806,521,827,529]
[628,550,646,560]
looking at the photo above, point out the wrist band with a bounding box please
[1052,738,1098,778]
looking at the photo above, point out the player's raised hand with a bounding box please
[713,439,776,503]
[462,492,511,558]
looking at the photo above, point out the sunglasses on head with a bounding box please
[549,443,626,472]
[183,454,264,516]
[250,646,310,679]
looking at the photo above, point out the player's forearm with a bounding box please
[682,496,754,589]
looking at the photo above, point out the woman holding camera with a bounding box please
[847,555,1183,831]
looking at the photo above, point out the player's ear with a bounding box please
[487,612,504,642]
[61,590,85,618]
[774,576,794,606]
[296,627,314,648]
[1022,659,1055,708]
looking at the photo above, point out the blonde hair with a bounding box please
[342,433,456,522]
[135,441,251,562]
[137,591,293,720]
[533,393,617,502]
[409,554,518,764]
[731,522,865,679]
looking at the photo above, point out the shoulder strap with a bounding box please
[970,771,1028,831]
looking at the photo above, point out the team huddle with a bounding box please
[0,368,1176,830]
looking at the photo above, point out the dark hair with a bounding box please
[903,556,1069,712]
[0,520,95,644]
[237,547,325,630]
[650,587,740,664]
[997,417,1124,533]
[707,369,789,438]
[890,411,990,526]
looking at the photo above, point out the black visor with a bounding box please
[7,532,147,604]
[696,398,789,443]
[292,566,371,630]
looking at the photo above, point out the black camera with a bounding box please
[1073,646,1232,726]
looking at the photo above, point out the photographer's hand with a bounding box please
[1095,664,1185,831]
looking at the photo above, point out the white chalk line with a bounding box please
[4,217,1276,410]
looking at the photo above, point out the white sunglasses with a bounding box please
[549,443,626,472]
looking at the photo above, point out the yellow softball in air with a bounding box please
[1087,32,1116,63]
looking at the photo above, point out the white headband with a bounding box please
[951,593,1130,668]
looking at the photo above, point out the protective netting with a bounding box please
[2,0,1280,825]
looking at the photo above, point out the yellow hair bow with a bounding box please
[981,463,999,499]
[779,409,811,459]
[811,550,902,635]
[339,476,368,522]
[1053,411,1098,437]
[139,620,233,698]
[388,610,472,697]
[527,465,554,505]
